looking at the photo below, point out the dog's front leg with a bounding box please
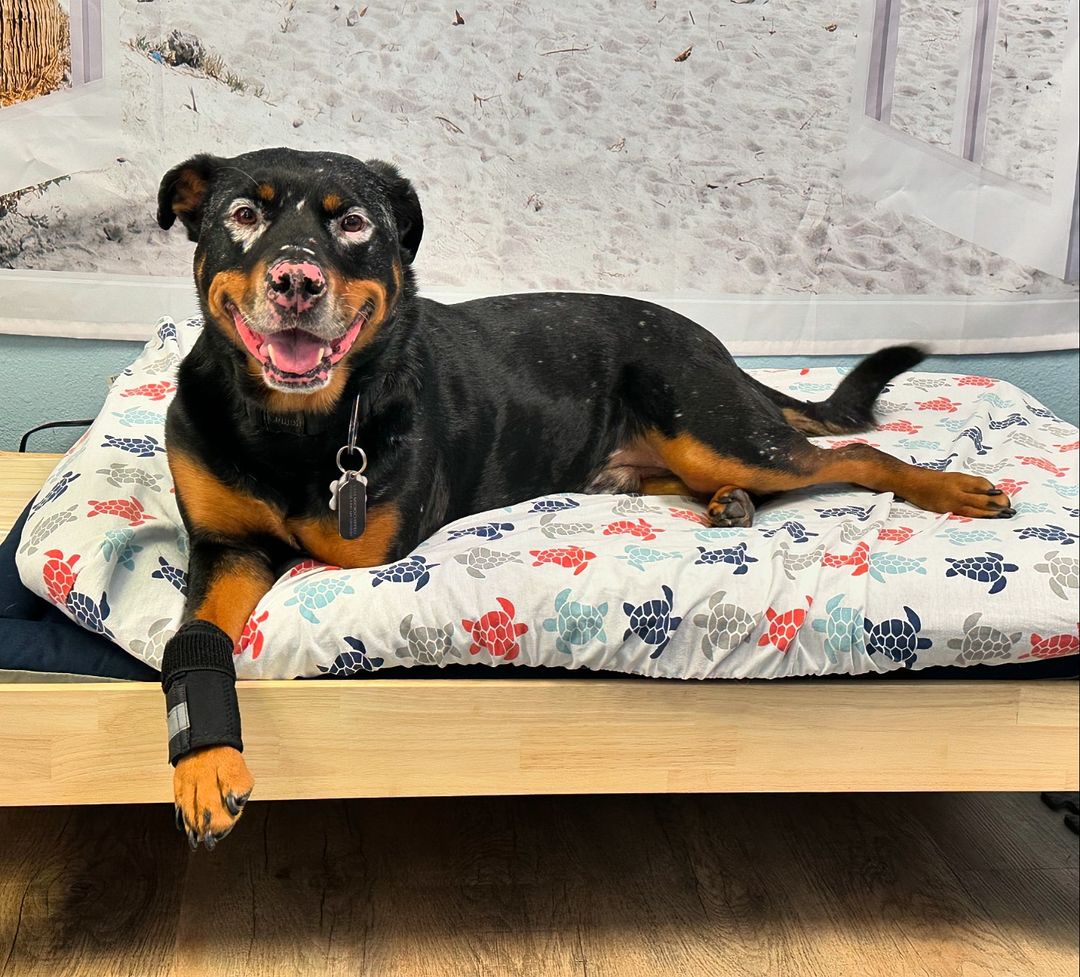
[162,540,274,849]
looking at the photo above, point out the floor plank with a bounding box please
[0,793,1076,977]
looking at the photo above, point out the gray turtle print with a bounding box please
[692,591,757,660]
[1033,551,1079,601]
[394,615,456,665]
[946,613,1021,664]
[18,504,79,555]
[453,546,524,579]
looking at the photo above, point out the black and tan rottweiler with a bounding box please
[156,147,1013,848]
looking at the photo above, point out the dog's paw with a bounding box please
[173,745,254,850]
[708,487,755,528]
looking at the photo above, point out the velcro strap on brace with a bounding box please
[161,620,243,766]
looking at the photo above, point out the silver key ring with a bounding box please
[336,445,368,475]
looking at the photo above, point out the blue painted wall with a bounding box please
[0,333,1076,453]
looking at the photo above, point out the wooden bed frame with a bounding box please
[2,451,1077,807]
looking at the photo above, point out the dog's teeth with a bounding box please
[266,343,277,366]
[320,346,331,359]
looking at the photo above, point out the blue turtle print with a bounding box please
[761,521,819,542]
[1014,525,1079,545]
[369,554,439,591]
[447,522,515,542]
[319,636,384,676]
[151,556,188,594]
[988,413,1028,430]
[101,434,165,458]
[111,407,166,427]
[863,606,931,668]
[65,590,114,640]
[957,428,991,455]
[99,527,143,571]
[814,505,874,522]
[1024,401,1059,421]
[156,319,178,345]
[694,542,758,574]
[30,471,80,513]
[944,552,1019,595]
[530,498,580,514]
[911,453,957,472]
[622,585,682,659]
[1065,507,1080,520]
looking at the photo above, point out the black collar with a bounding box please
[243,402,340,436]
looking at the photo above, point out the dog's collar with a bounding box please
[244,403,339,436]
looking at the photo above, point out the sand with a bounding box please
[0,0,1075,300]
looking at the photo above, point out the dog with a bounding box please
[156,147,1013,847]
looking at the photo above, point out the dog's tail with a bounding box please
[752,345,926,436]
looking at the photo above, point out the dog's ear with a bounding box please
[365,159,424,264]
[157,154,222,241]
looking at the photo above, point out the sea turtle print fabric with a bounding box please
[16,317,1080,680]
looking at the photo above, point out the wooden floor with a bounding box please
[0,792,1075,977]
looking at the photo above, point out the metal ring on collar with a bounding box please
[336,444,368,475]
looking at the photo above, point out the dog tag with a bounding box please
[333,471,367,540]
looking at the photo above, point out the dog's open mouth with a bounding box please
[228,301,375,389]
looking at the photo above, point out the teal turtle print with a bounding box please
[394,614,455,665]
[936,528,1000,545]
[285,575,356,624]
[863,606,931,668]
[98,527,143,570]
[810,593,865,664]
[369,554,438,591]
[944,552,1018,595]
[623,585,682,659]
[111,407,166,427]
[616,544,682,572]
[543,588,608,655]
[946,613,1021,664]
[692,591,757,660]
[867,553,927,584]
[453,546,523,579]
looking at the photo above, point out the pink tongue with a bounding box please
[268,330,325,374]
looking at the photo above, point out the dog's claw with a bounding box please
[187,829,199,851]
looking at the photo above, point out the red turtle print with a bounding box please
[877,526,915,544]
[530,545,597,576]
[955,375,995,387]
[87,496,156,527]
[462,597,528,661]
[829,438,879,450]
[1022,626,1080,660]
[237,610,270,659]
[995,478,1027,496]
[603,518,662,542]
[1015,456,1067,477]
[916,397,961,413]
[42,549,80,605]
[285,558,340,579]
[878,420,922,434]
[667,507,711,526]
[1055,440,1080,453]
[822,542,870,576]
[758,597,813,653]
[120,380,175,402]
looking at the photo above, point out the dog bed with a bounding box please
[15,317,1080,681]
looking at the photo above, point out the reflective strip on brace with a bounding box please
[161,620,243,765]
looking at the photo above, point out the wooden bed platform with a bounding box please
[2,451,1077,807]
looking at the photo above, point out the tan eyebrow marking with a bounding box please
[257,184,276,202]
[322,193,342,211]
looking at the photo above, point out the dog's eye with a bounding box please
[232,206,258,226]
[340,213,368,234]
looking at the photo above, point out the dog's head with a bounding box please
[157,148,421,395]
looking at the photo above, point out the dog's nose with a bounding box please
[266,259,327,314]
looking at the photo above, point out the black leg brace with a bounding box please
[161,620,243,766]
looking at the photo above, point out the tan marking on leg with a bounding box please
[189,557,275,642]
[645,431,810,495]
[640,475,700,497]
[288,504,401,568]
[169,450,289,543]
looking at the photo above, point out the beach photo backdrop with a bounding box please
[1,0,1076,350]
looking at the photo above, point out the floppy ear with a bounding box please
[365,159,424,264]
[156,154,222,241]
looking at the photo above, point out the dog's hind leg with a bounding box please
[646,431,1013,521]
